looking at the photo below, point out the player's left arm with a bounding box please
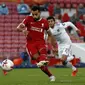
[63,22,81,34]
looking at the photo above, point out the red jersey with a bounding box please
[23,16,49,42]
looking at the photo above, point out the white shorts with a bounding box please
[58,44,72,58]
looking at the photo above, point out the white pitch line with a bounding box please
[28,75,41,76]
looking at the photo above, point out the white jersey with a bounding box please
[49,22,78,58]
[49,22,78,45]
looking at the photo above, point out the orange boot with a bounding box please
[71,69,78,77]
[3,70,8,75]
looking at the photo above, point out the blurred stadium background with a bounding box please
[0,0,85,67]
[0,0,85,85]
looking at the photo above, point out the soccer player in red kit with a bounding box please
[17,5,56,81]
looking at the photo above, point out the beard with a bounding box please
[34,17,40,21]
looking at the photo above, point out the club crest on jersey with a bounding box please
[30,22,34,24]
[42,23,44,27]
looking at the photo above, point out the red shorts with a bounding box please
[26,41,47,58]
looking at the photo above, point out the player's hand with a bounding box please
[17,23,25,32]
[52,46,58,56]
[22,30,29,37]
[19,23,25,28]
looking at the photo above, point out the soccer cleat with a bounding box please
[71,69,78,76]
[3,70,8,75]
[37,60,49,67]
[49,76,56,82]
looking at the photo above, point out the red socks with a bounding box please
[40,66,52,77]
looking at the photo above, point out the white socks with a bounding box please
[66,62,76,71]
[67,56,74,62]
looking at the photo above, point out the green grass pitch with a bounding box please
[0,68,85,85]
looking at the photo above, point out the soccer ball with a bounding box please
[1,59,14,71]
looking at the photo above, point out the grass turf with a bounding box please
[0,68,85,85]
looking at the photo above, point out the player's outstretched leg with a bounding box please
[49,75,56,82]
[37,60,49,67]
[62,61,78,76]
[40,66,55,81]
[67,56,78,76]
[36,52,49,67]
[35,48,56,81]
[71,68,78,76]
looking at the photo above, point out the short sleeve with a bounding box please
[56,23,68,29]
[23,16,29,27]
[44,19,49,30]
[62,22,69,28]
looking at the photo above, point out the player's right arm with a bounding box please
[62,22,81,34]
[17,17,29,36]
[62,22,81,36]
[17,22,26,32]
[17,23,28,36]
[62,22,78,30]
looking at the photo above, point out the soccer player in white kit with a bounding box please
[47,16,80,76]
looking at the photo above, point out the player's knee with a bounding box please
[61,55,67,61]
[33,53,40,59]
[62,61,67,66]
[39,48,47,55]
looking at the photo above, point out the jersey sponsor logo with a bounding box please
[57,29,60,32]
[56,32,62,36]
[31,26,43,32]
[62,23,65,26]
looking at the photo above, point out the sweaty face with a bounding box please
[31,10,40,21]
[48,19,55,28]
